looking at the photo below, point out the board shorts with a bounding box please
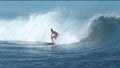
[52,34,57,39]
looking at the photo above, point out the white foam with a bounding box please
[0,8,81,44]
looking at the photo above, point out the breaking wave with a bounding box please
[0,8,120,46]
[80,14,120,47]
[0,9,81,44]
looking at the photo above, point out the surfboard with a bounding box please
[44,42,55,45]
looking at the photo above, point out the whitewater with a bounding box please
[0,10,120,68]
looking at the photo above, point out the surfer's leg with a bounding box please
[54,35,57,40]
[52,38,54,43]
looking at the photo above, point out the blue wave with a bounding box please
[80,15,120,47]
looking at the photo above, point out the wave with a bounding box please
[0,9,81,44]
[80,14,120,47]
[0,8,120,46]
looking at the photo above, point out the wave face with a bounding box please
[80,15,120,47]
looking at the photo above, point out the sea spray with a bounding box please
[0,9,81,44]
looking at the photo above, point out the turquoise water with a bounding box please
[0,1,120,68]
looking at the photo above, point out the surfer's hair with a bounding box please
[51,28,53,31]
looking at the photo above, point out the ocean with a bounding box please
[0,13,120,68]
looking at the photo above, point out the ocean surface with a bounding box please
[1,14,120,68]
[0,40,120,68]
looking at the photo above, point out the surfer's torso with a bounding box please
[51,31,58,39]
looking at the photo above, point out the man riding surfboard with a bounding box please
[50,28,58,44]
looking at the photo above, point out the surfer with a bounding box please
[50,28,58,44]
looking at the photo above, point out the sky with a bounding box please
[0,1,120,19]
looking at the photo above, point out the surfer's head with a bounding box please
[51,28,53,32]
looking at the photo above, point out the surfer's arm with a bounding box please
[56,32,58,36]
